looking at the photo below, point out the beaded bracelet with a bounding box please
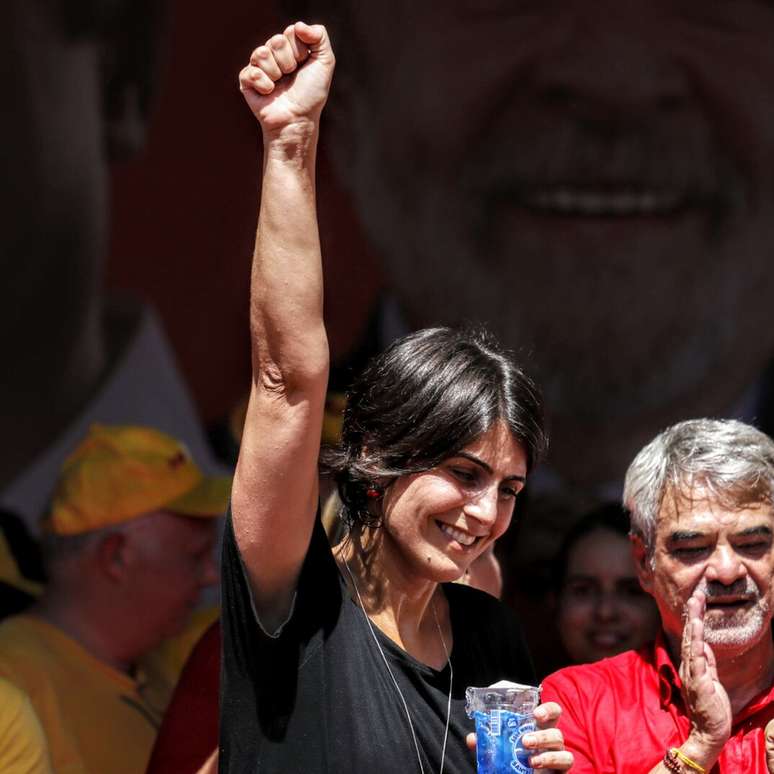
[663,748,707,774]
[663,749,682,773]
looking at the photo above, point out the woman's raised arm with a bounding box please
[232,22,335,630]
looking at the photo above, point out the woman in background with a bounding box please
[554,504,660,665]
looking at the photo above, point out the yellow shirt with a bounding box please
[0,677,52,774]
[0,616,174,774]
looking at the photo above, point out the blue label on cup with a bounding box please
[473,710,536,774]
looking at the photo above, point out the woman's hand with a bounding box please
[238,21,335,138]
[523,702,574,772]
[466,701,574,772]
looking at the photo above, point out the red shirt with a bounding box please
[145,620,220,774]
[541,635,774,773]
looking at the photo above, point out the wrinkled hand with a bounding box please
[466,702,573,772]
[678,590,731,767]
[238,22,335,136]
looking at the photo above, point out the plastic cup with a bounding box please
[465,681,542,774]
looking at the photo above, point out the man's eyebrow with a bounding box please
[668,526,774,543]
[668,530,705,542]
[735,526,773,539]
[456,451,526,482]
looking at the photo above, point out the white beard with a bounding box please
[701,577,771,650]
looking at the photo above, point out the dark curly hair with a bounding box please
[322,326,547,530]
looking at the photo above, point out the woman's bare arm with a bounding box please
[232,22,335,630]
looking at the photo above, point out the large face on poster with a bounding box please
[0,2,156,485]
[0,3,111,385]
[323,0,774,472]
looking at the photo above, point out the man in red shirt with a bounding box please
[542,418,774,773]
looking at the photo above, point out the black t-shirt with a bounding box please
[219,509,536,773]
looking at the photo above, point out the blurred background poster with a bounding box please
[4,0,774,672]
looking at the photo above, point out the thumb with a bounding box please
[765,719,774,773]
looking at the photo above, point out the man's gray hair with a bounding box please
[623,418,774,553]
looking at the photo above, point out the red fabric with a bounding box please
[145,621,221,774]
[542,634,774,774]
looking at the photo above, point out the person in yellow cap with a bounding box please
[0,424,229,774]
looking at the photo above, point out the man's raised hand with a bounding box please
[678,590,731,769]
[238,22,334,136]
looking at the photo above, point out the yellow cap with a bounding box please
[44,424,231,535]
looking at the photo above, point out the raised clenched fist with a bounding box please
[238,21,335,136]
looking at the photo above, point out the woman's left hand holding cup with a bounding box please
[466,700,573,771]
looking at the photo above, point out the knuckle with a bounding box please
[270,34,287,49]
[534,750,568,769]
[238,70,253,89]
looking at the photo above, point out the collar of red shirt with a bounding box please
[652,631,774,726]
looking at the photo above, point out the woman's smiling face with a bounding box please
[378,421,528,584]
[558,527,660,663]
